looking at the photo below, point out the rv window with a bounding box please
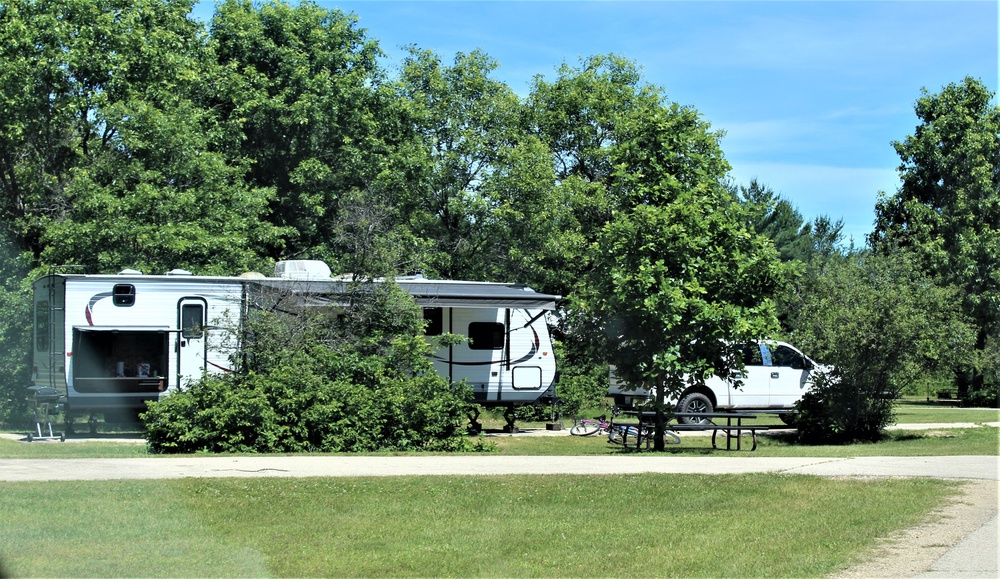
[423,308,443,336]
[35,301,49,352]
[113,284,136,306]
[468,322,504,350]
[181,304,204,339]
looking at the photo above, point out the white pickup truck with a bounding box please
[608,341,828,424]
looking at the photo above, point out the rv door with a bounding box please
[177,298,207,387]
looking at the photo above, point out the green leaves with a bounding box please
[143,281,474,453]
[788,251,975,443]
[0,0,283,275]
[586,121,783,417]
[872,76,1000,402]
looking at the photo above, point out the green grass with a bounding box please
[3,425,997,458]
[0,474,957,578]
[488,426,1000,456]
[0,436,149,458]
[893,398,1000,424]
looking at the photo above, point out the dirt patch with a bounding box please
[833,479,998,578]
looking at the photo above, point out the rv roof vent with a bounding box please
[166,269,192,276]
[274,260,332,280]
[118,268,143,275]
[239,271,267,279]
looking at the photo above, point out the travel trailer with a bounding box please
[31,261,560,430]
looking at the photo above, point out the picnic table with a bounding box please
[622,410,769,451]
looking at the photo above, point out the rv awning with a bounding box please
[74,326,172,332]
[397,281,561,310]
[247,279,561,310]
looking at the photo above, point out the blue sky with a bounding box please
[193,1,998,244]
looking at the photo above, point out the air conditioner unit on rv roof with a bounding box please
[274,260,332,280]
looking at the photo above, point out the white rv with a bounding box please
[31,261,560,429]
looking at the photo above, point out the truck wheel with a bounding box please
[779,413,797,426]
[677,392,713,424]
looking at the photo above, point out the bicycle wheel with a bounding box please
[608,425,640,446]
[663,430,682,445]
[570,421,601,436]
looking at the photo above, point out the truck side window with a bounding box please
[741,343,763,366]
[771,345,805,369]
[468,322,504,350]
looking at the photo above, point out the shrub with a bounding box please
[0,236,32,428]
[553,365,609,419]
[143,281,475,453]
[794,371,895,444]
[786,251,974,444]
[143,355,473,453]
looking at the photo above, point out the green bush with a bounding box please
[785,251,974,443]
[143,281,475,453]
[553,366,609,419]
[794,371,895,444]
[143,352,473,453]
[0,236,33,428]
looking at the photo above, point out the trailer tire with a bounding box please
[677,392,714,424]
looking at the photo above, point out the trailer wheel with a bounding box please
[677,392,714,424]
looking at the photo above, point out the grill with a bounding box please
[26,386,65,442]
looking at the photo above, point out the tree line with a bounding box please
[1,0,996,441]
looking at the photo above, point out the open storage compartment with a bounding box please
[71,327,168,393]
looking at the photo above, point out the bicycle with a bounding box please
[571,407,681,447]
[569,414,613,436]
[607,421,682,448]
[570,406,628,437]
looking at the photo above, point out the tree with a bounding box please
[391,47,562,282]
[786,251,974,442]
[0,227,31,426]
[207,0,394,262]
[0,0,282,275]
[583,105,784,450]
[736,179,845,264]
[871,77,1000,405]
[525,54,667,297]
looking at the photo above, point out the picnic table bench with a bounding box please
[623,411,769,451]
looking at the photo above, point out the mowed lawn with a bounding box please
[0,474,956,578]
[0,402,994,577]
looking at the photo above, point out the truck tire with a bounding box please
[677,391,714,424]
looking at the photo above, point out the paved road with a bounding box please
[0,454,996,481]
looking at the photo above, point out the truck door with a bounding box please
[766,343,810,407]
[729,342,771,407]
[177,298,207,388]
